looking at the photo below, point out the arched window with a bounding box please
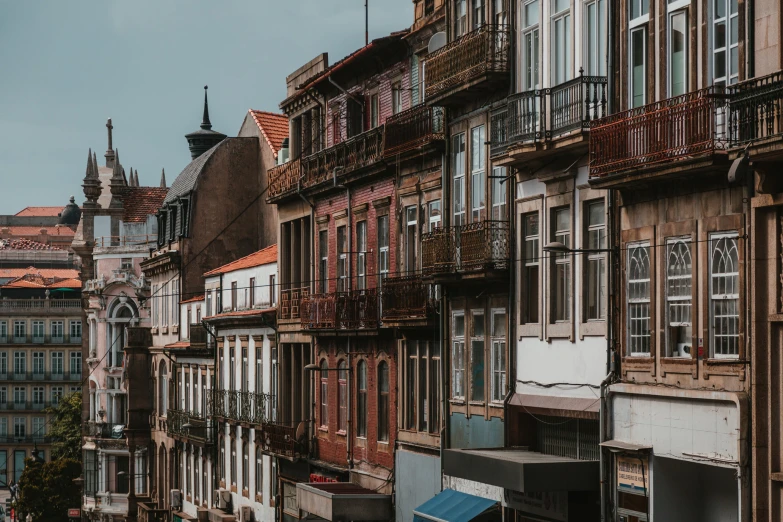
[242,441,249,492]
[108,301,136,368]
[666,239,693,358]
[319,360,329,428]
[337,360,348,433]
[710,234,740,358]
[356,361,367,437]
[627,244,651,356]
[159,360,168,417]
[378,361,389,442]
[256,445,263,498]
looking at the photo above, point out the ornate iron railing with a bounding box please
[166,408,214,444]
[423,24,510,100]
[589,86,727,178]
[422,220,510,273]
[300,126,384,189]
[301,289,379,330]
[384,104,445,157]
[210,390,274,425]
[267,158,302,199]
[727,70,783,146]
[280,287,309,320]
[380,275,435,320]
[258,420,309,459]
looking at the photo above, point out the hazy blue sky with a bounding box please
[0,1,412,213]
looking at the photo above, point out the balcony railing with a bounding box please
[727,70,783,146]
[423,24,510,101]
[491,73,607,156]
[0,299,81,312]
[300,126,384,189]
[301,290,379,330]
[280,287,309,320]
[258,420,309,459]
[589,86,727,178]
[166,408,215,444]
[380,276,435,320]
[94,235,156,248]
[422,220,510,274]
[210,390,274,426]
[268,158,302,199]
[83,421,125,439]
[383,105,445,157]
[138,501,169,522]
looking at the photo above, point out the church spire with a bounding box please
[201,85,212,130]
[105,118,116,168]
[186,86,226,160]
[160,168,167,188]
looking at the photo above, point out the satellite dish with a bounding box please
[295,421,306,441]
[428,32,447,54]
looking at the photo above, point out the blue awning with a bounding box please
[413,489,499,522]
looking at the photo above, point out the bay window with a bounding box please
[627,243,651,356]
[666,238,692,358]
[710,233,740,358]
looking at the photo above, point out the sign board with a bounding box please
[504,490,568,522]
[68,508,81,518]
[617,456,649,494]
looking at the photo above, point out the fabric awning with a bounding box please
[413,489,499,522]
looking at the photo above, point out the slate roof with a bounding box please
[15,206,65,217]
[203,244,277,276]
[122,186,169,223]
[163,141,222,204]
[249,110,288,158]
[0,239,61,251]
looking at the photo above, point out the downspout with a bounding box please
[345,179,353,469]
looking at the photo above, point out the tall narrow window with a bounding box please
[523,0,540,90]
[473,0,485,29]
[454,0,468,37]
[256,445,263,499]
[630,27,647,108]
[357,221,367,290]
[406,206,417,274]
[370,93,380,129]
[162,282,169,324]
[270,275,276,306]
[552,0,571,85]
[356,361,367,438]
[586,201,607,321]
[429,342,441,434]
[242,348,248,392]
[250,278,256,307]
[378,215,390,285]
[522,213,540,323]
[319,360,328,428]
[712,0,739,85]
[491,167,507,220]
[494,0,507,25]
[243,442,249,491]
[710,233,739,358]
[51,321,64,343]
[32,352,44,376]
[13,352,25,376]
[452,312,466,399]
[584,0,607,76]
[231,444,237,486]
[627,243,651,356]
[0,321,6,343]
[0,353,9,376]
[337,360,348,433]
[552,208,571,322]
[71,321,83,344]
[229,348,236,391]
[428,201,442,231]
[231,282,238,311]
[318,231,327,294]
[452,133,467,226]
[256,347,263,395]
[417,343,429,431]
[669,10,687,96]
[32,321,44,343]
[405,342,418,430]
[337,226,347,292]
[470,311,485,402]
[13,322,25,343]
[378,361,389,442]
[470,126,486,222]
[392,81,402,115]
[666,239,692,358]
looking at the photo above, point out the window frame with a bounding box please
[470,125,486,223]
[337,225,348,292]
[550,206,572,324]
[454,0,468,38]
[452,133,467,226]
[521,0,541,91]
[490,309,506,403]
[626,241,652,357]
[664,237,694,358]
[551,0,572,86]
[583,0,607,77]
[709,232,741,359]
[405,206,418,274]
[517,196,543,336]
[584,199,607,323]
[469,309,486,403]
[357,220,368,290]
[629,25,648,109]
[451,311,466,400]
[356,359,367,438]
[667,8,688,97]
[319,360,329,429]
[337,360,348,434]
[377,214,390,286]
[378,360,390,442]
[319,229,329,293]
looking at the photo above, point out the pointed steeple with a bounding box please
[133,170,139,187]
[186,85,226,160]
[160,168,167,188]
[201,85,212,130]
[105,118,116,168]
[122,167,128,186]
[82,148,100,203]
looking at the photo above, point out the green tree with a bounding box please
[47,392,82,460]
[15,458,81,522]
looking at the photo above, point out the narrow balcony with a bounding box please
[267,158,302,200]
[280,286,309,320]
[423,24,510,106]
[166,408,215,445]
[383,105,445,158]
[209,390,274,426]
[422,220,510,277]
[300,126,385,190]
[137,501,169,522]
[380,276,435,322]
[258,420,310,459]
[83,421,126,440]
[301,289,379,331]
[491,73,607,162]
[726,70,783,150]
[589,86,727,181]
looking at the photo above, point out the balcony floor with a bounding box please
[426,73,509,108]
[588,152,730,189]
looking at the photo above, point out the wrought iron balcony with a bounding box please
[210,390,274,426]
[589,86,729,178]
[301,290,379,330]
[268,158,302,199]
[166,408,215,444]
[301,126,384,189]
[83,421,125,439]
[726,70,783,146]
[380,276,435,320]
[491,73,607,157]
[383,104,444,157]
[280,287,309,320]
[423,24,510,104]
[257,420,310,459]
[422,220,510,274]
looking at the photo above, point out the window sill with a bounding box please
[161,327,168,334]
[318,426,329,433]
[704,357,746,365]
[172,325,179,334]
[242,488,249,498]
[231,485,237,493]
[336,430,347,437]
[449,399,465,405]
[256,494,264,503]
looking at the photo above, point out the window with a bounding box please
[551,207,571,322]
[337,226,348,292]
[710,233,740,358]
[0,353,6,376]
[159,361,167,416]
[13,387,25,406]
[242,348,249,392]
[231,444,237,486]
[121,257,133,270]
[0,321,6,342]
[51,321,64,342]
[243,442,249,491]
[406,207,417,274]
[712,0,739,85]
[162,282,169,326]
[0,451,6,488]
[14,418,25,438]
[231,282,238,310]
[256,445,263,498]
[357,221,367,290]
[33,417,44,440]
[32,352,44,376]
[357,360,367,437]
[669,10,687,96]
[220,443,226,483]
[337,360,348,433]
[491,167,507,220]
[206,290,212,318]
[70,352,81,377]
[51,387,63,405]
[452,133,466,226]
[270,275,277,306]
[403,341,441,433]
[378,215,390,285]
[428,200,442,231]
[229,348,236,391]
[32,388,43,406]
[666,239,693,358]
[627,243,651,356]
[256,347,263,395]
[14,450,24,482]
[552,0,571,85]
[425,0,435,15]
[494,0,507,25]
[491,310,506,402]
[523,0,540,90]
[0,388,5,406]
[630,0,649,19]
[470,310,485,402]
[584,0,607,76]
[470,125,486,222]
[370,93,380,128]
[319,360,328,428]
[585,201,606,321]
[473,0,485,29]
[250,278,256,307]
[522,213,540,323]
[392,81,402,115]
[454,0,467,37]
[32,321,44,343]
[378,361,389,441]
[14,352,25,375]
[172,280,179,323]
[452,312,466,399]
[630,27,647,108]
[320,229,329,293]
[13,321,25,342]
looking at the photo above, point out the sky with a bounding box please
[0,0,413,214]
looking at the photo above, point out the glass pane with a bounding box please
[554,18,563,84]
[714,49,726,80]
[670,12,686,96]
[715,0,726,18]
[524,0,539,26]
[454,314,465,337]
[471,340,485,401]
[555,208,569,232]
[555,0,568,13]
[715,21,726,49]
[730,47,738,78]
[632,29,645,107]
[630,0,639,20]
[493,312,507,337]
[473,312,485,337]
[525,213,539,236]
[730,16,738,45]
[587,3,596,74]
[588,201,605,226]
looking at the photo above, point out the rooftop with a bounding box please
[122,186,169,223]
[1,267,81,289]
[203,244,277,276]
[0,239,61,251]
[0,225,76,237]
[14,206,65,217]
[249,110,289,158]
[0,267,79,280]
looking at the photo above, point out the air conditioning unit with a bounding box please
[215,488,231,509]
[240,506,253,522]
[170,489,182,509]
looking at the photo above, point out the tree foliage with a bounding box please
[15,457,81,522]
[47,392,82,461]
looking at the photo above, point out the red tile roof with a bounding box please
[0,267,79,280]
[14,206,65,217]
[0,238,62,251]
[164,341,191,350]
[0,268,81,289]
[0,225,75,237]
[249,110,288,158]
[180,295,205,304]
[122,187,169,223]
[203,244,277,276]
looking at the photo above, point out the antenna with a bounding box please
[365,0,369,46]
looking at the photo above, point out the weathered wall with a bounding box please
[395,449,441,522]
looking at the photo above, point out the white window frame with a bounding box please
[378,215,390,285]
[357,220,367,290]
[32,321,44,343]
[551,0,572,86]
[522,0,541,91]
[711,0,739,86]
[52,352,63,376]
[629,26,647,109]
[469,309,486,403]
[0,321,6,342]
[451,311,466,400]
[473,0,486,29]
[0,353,6,376]
[453,133,467,226]
[551,207,572,323]
[585,200,607,321]
[668,8,688,97]
[491,166,507,220]
[455,0,468,37]
[522,212,540,324]
[665,237,693,358]
[51,321,64,343]
[629,0,650,25]
[337,226,348,293]
[70,320,82,342]
[490,309,506,403]
[627,242,651,356]
[405,206,418,274]
[583,0,607,76]
[428,200,442,231]
[471,125,486,222]
[709,232,740,359]
[32,352,44,376]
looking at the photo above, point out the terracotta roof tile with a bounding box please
[203,244,277,276]
[0,267,81,289]
[164,341,191,349]
[0,267,79,280]
[0,238,61,251]
[122,187,169,223]
[180,295,205,304]
[14,206,66,217]
[0,225,75,237]
[249,110,288,158]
